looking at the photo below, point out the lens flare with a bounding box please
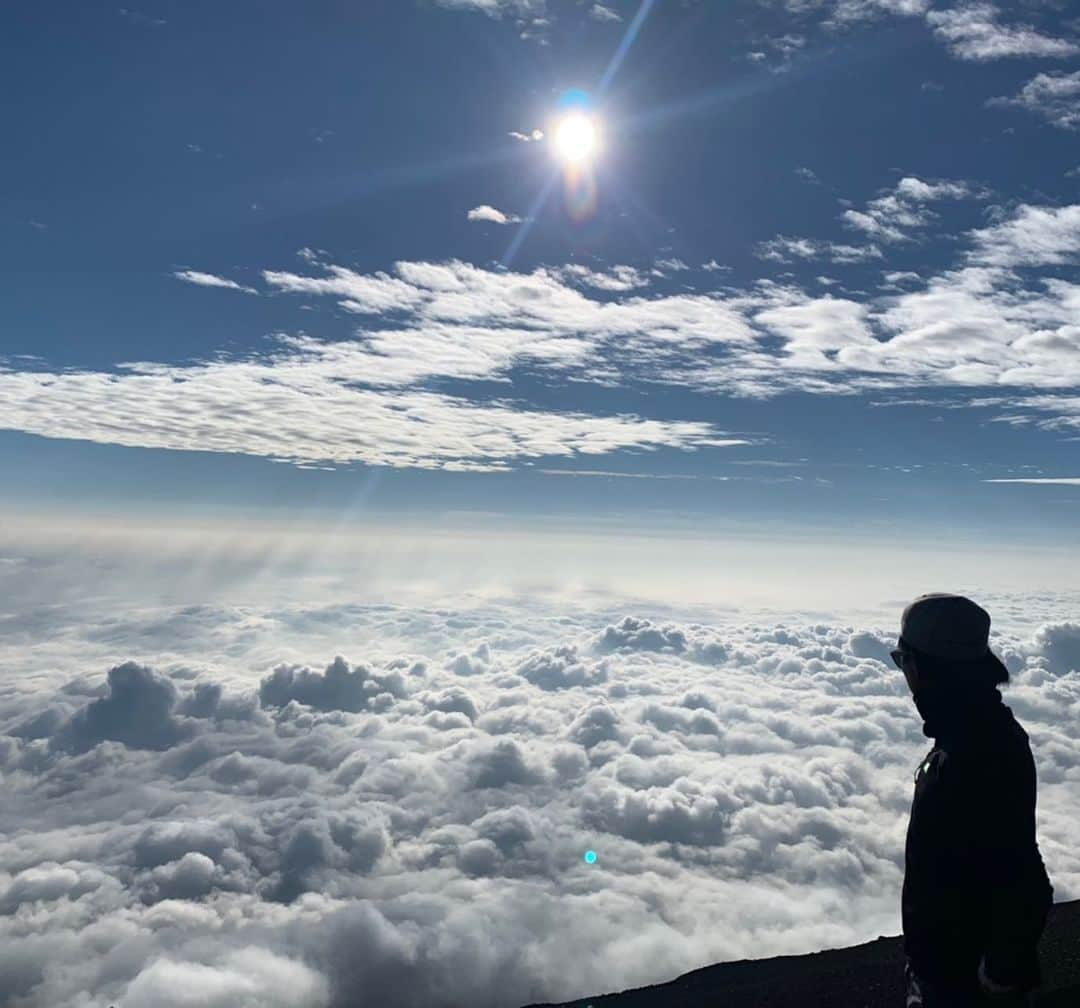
[550,97,602,222]
[563,163,598,221]
[554,113,598,165]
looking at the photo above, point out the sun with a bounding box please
[553,112,599,165]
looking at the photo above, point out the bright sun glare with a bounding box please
[553,112,598,164]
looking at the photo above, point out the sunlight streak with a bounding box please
[500,168,560,269]
[598,0,658,96]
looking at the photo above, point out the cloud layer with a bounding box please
[1,193,1078,469]
[1,583,1078,1008]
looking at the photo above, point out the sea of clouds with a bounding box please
[1,527,1078,1008]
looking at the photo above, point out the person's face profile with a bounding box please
[891,647,919,695]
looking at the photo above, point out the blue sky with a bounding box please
[3,0,1079,541]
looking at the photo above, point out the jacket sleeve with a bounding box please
[962,745,1053,989]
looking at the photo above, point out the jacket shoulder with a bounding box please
[914,747,948,783]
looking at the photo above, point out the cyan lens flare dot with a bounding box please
[559,88,591,111]
[584,849,597,864]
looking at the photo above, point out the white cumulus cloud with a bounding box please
[967,203,1080,267]
[467,204,523,225]
[925,2,1078,61]
[841,176,977,243]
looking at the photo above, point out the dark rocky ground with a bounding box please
[520,899,1080,1008]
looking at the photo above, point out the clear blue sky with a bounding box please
[2,0,1078,541]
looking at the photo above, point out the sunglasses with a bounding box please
[890,648,908,670]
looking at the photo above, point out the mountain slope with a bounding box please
[520,898,1080,1008]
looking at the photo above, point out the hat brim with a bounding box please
[952,648,1010,685]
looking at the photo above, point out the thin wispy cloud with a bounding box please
[554,263,652,291]
[822,0,930,28]
[653,257,691,273]
[745,31,806,69]
[118,7,167,27]
[925,2,1078,61]
[537,468,756,480]
[989,71,1080,132]
[589,3,622,22]
[783,0,1077,64]
[756,176,978,265]
[433,0,545,15]
[433,0,552,42]
[984,478,1080,485]
[756,236,883,264]
[173,270,256,294]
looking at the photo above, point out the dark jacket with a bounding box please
[902,684,1053,995]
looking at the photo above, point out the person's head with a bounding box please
[891,593,1010,696]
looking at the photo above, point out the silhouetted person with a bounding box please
[895,593,1053,1007]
